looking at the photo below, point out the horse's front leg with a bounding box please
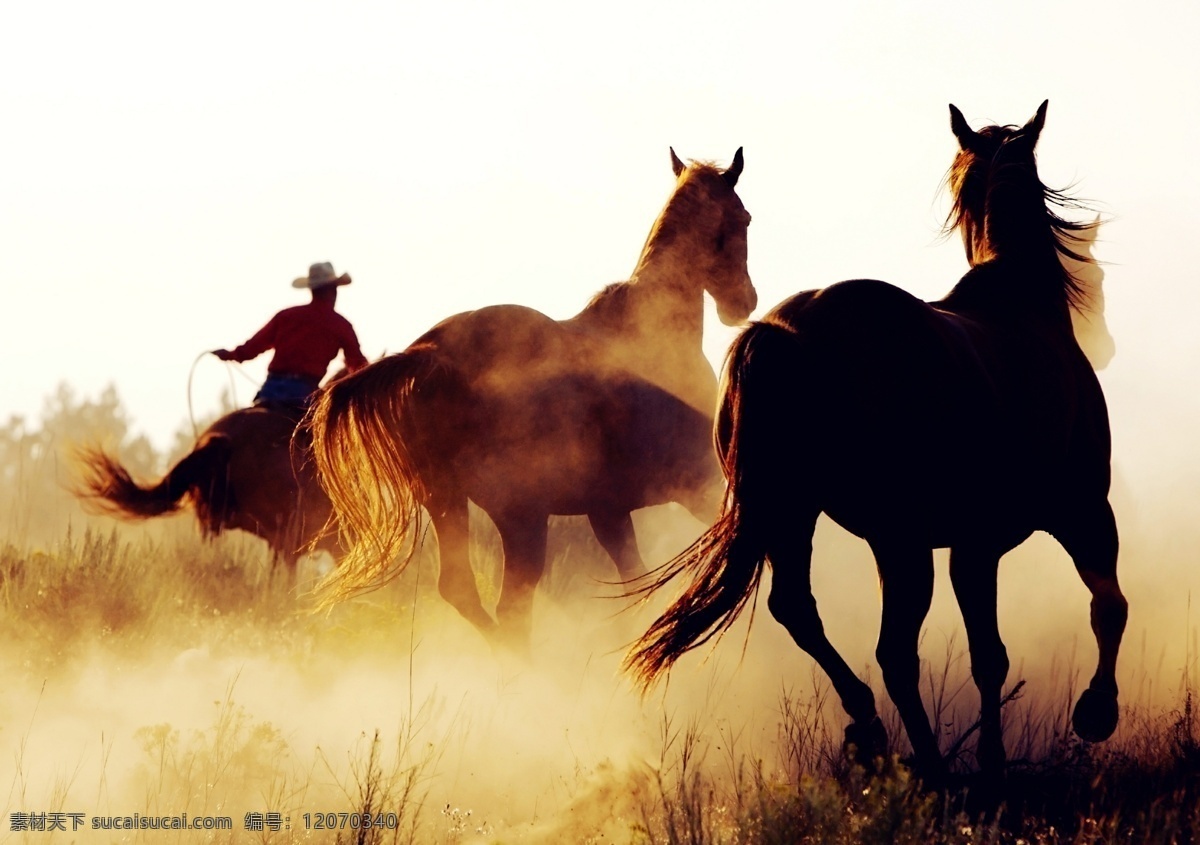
[491,509,550,657]
[1050,499,1127,742]
[588,510,647,581]
[948,545,1008,778]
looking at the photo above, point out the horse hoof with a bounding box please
[1072,688,1119,742]
[843,717,888,764]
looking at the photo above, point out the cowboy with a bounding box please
[214,262,368,408]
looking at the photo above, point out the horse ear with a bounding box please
[949,104,977,149]
[670,147,686,177]
[1021,99,1049,146]
[723,147,745,188]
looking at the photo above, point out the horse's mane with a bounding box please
[648,163,730,250]
[943,123,1096,312]
[572,154,747,337]
[573,162,731,328]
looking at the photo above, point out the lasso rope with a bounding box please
[186,351,257,444]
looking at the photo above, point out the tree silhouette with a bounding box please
[1,382,160,543]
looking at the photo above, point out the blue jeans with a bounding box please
[253,373,321,407]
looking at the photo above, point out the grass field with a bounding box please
[1,392,1197,843]
[3,519,1197,844]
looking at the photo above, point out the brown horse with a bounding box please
[76,406,341,573]
[309,148,756,652]
[625,103,1127,786]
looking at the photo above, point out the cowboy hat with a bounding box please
[292,261,352,289]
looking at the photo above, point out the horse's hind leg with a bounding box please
[588,510,647,580]
[767,516,884,763]
[1050,499,1127,742]
[948,547,1008,776]
[872,542,947,784]
[492,510,550,656]
[430,495,497,639]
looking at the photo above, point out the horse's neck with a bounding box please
[628,275,704,341]
[575,244,706,341]
[572,271,715,413]
[940,260,1075,336]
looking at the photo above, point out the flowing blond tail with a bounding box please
[74,439,232,533]
[307,345,448,605]
[623,320,800,690]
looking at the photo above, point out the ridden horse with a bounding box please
[624,103,1127,785]
[76,406,342,573]
[308,148,757,652]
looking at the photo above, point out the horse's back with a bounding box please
[750,280,1020,541]
[197,407,329,548]
[203,406,295,446]
[746,277,1109,543]
[770,279,953,342]
[202,408,298,487]
[339,295,723,517]
[765,279,995,409]
[404,302,718,491]
[770,278,919,319]
[415,304,569,380]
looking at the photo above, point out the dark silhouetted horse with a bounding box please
[76,406,341,573]
[309,149,757,652]
[625,103,1127,786]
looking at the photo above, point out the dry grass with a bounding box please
[630,678,1199,844]
[1,389,1197,842]
[1,518,1198,843]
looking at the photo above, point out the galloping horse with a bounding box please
[76,406,341,573]
[309,149,756,652]
[625,103,1127,784]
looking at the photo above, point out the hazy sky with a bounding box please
[5,2,1200,784]
[4,0,1198,508]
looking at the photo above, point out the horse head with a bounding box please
[946,101,1047,267]
[644,148,757,326]
[946,100,1095,313]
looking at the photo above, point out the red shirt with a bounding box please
[229,300,368,380]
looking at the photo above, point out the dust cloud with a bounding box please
[3,339,1199,843]
[0,507,817,843]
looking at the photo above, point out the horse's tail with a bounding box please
[306,344,449,604]
[75,438,233,534]
[624,319,801,690]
